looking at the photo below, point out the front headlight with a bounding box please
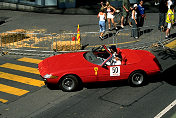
[43,74,58,79]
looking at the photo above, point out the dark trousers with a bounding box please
[138,15,144,27]
[131,19,139,38]
[159,13,166,29]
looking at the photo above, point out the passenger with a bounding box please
[107,45,122,65]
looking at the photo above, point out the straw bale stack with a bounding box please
[0,29,27,44]
[53,41,81,51]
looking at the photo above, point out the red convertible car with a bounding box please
[38,45,161,92]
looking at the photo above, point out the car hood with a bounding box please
[39,52,93,76]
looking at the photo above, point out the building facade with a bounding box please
[0,0,139,8]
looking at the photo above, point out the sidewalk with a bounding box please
[0,10,175,51]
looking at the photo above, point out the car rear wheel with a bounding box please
[128,71,146,86]
[59,75,79,92]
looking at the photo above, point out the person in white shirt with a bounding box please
[131,4,139,39]
[97,7,107,40]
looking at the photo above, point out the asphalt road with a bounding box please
[0,54,175,118]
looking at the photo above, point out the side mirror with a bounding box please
[102,63,108,69]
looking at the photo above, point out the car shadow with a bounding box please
[148,64,176,86]
[84,80,128,90]
[161,65,176,86]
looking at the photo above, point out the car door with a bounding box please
[96,64,127,81]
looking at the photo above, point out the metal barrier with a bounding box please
[0,25,174,56]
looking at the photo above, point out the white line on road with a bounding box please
[154,99,176,118]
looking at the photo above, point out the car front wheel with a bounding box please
[59,75,79,92]
[128,71,146,86]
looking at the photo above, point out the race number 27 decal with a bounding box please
[110,66,120,76]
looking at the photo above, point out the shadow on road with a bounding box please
[169,33,176,38]
[162,65,176,86]
[84,80,128,90]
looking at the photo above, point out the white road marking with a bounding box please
[154,99,176,118]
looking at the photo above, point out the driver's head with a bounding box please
[109,45,117,53]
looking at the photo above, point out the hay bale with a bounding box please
[0,29,27,44]
[53,41,81,51]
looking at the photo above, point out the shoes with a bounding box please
[165,36,168,39]
[121,25,124,28]
[108,28,112,31]
[134,37,139,39]
[99,36,104,40]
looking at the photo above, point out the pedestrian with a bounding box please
[137,0,146,27]
[101,1,117,31]
[128,5,133,27]
[98,7,107,40]
[158,0,167,31]
[121,0,130,28]
[165,5,175,39]
[131,4,139,39]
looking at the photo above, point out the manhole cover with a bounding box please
[100,82,163,106]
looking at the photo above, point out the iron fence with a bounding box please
[0,25,175,56]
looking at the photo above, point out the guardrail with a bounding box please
[0,25,174,56]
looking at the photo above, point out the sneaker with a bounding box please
[108,28,112,31]
[121,25,124,28]
[99,36,103,40]
[165,36,168,39]
[115,27,118,30]
[135,37,139,39]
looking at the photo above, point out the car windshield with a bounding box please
[84,46,111,65]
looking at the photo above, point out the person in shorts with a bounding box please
[121,0,130,28]
[98,7,107,40]
[101,1,117,31]
[165,5,175,39]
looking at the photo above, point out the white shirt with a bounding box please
[98,12,106,21]
[132,10,137,20]
[167,0,173,9]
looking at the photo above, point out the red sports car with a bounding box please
[38,45,161,92]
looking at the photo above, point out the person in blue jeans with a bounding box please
[98,7,107,40]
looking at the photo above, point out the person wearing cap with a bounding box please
[131,4,139,39]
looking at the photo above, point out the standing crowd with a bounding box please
[98,0,175,40]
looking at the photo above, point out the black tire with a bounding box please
[59,75,79,92]
[128,70,147,87]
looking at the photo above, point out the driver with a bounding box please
[107,45,122,65]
